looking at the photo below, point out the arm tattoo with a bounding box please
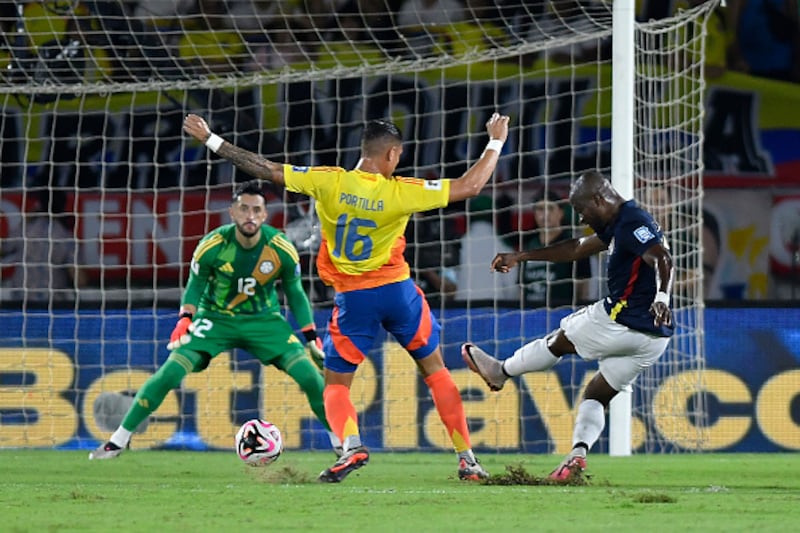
[217,143,274,181]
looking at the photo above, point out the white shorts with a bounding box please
[560,300,669,392]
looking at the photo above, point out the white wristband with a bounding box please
[205,133,224,153]
[482,138,504,157]
[653,291,670,306]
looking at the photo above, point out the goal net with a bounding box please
[0,0,715,455]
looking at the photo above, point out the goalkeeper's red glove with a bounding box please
[302,327,324,370]
[167,312,194,350]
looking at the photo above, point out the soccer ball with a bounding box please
[234,419,283,465]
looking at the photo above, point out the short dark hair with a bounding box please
[232,179,266,201]
[361,119,402,154]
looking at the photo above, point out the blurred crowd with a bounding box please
[1,0,797,305]
[0,1,797,85]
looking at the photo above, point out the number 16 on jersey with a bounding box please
[332,214,376,261]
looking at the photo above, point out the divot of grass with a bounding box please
[69,488,105,501]
[633,492,677,504]
[481,463,589,486]
[246,463,316,484]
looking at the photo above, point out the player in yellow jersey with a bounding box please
[184,111,510,482]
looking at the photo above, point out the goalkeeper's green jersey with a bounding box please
[182,223,306,318]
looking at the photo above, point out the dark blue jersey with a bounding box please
[598,200,673,337]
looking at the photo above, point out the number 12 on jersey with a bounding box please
[332,214,376,261]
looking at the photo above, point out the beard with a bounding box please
[237,221,260,238]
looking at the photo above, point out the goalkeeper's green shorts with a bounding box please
[172,311,306,372]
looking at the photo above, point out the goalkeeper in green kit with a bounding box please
[89,180,341,459]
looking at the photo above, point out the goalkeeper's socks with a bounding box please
[110,427,133,448]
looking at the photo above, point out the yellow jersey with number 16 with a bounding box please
[283,164,450,292]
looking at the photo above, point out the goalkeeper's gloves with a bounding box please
[302,327,324,370]
[167,312,194,350]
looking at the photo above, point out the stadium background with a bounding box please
[1,66,798,300]
[1,1,798,455]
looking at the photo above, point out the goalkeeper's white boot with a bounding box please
[89,441,124,460]
[461,343,508,391]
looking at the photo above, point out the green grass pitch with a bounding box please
[2,450,796,532]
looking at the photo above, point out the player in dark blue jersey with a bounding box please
[461,170,674,481]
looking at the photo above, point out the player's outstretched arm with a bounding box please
[491,235,607,273]
[448,112,510,203]
[183,114,286,186]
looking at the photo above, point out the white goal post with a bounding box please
[609,0,638,457]
[0,0,716,455]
